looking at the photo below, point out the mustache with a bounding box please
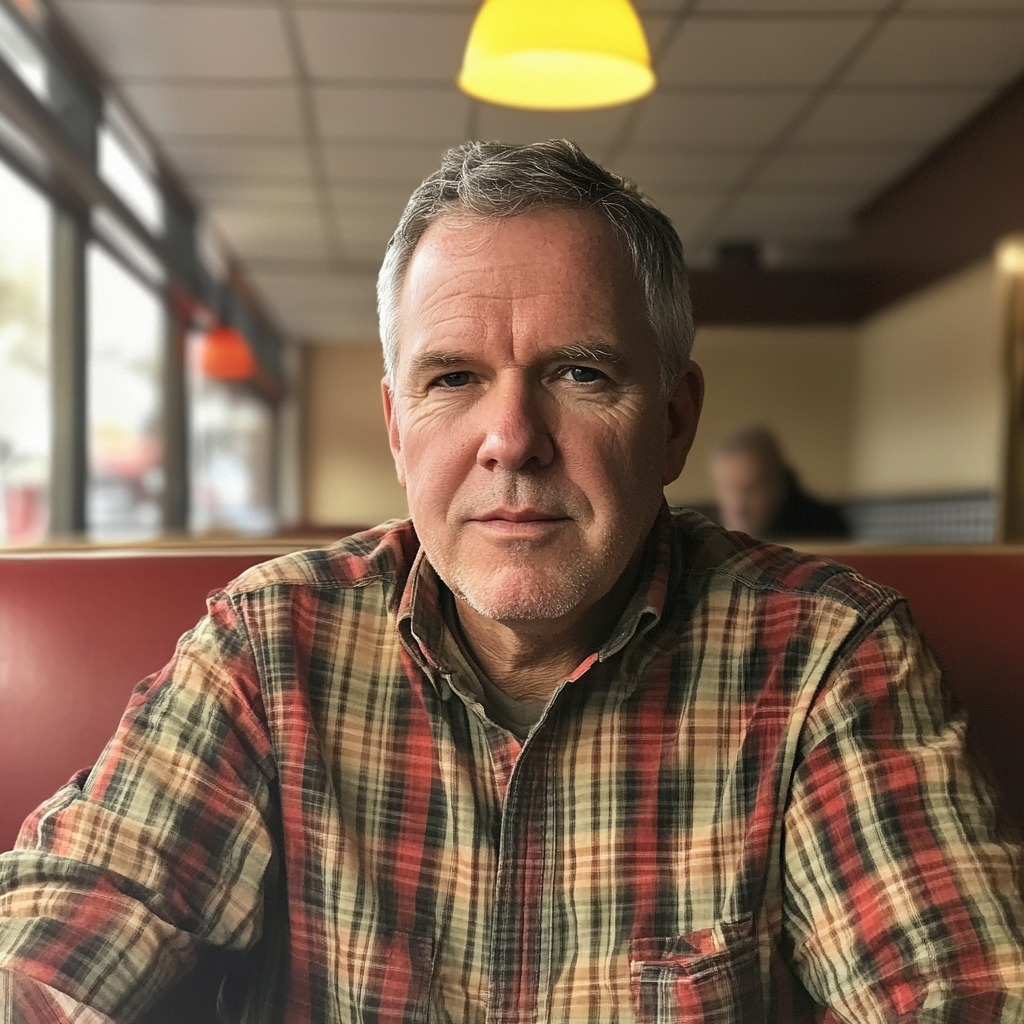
[454,476,586,520]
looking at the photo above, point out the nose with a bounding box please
[476,374,555,472]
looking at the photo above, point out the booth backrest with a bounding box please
[819,547,1024,829]
[0,547,306,851]
[2,543,1022,850]
[0,542,1022,1023]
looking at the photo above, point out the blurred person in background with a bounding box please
[711,424,850,541]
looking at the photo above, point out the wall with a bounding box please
[850,258,1004,498]
[304,342,407,528]
[666,326,860,507]
[303,262,1007,525]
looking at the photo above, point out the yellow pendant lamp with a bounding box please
[458,0,656,111]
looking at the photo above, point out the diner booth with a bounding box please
[2,0,1024,1018]
[1,537,1023,1022]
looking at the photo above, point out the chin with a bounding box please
[447,561,598,623]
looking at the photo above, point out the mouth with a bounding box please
[476,508,563,524]
[471,508,570,536]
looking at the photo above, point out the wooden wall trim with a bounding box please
[688,268,868,326]
[855,72,1024,310]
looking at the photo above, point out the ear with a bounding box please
[661,360,704,486]
[381,377,407,488]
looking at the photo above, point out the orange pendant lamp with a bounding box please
[199,325,258,381]
[458,0,655,111]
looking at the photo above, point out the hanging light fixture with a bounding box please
[458,0,655,112]
[198,325,258,381]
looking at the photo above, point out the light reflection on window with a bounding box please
[189,335,277,537]
[98,123,163,236]
[0,159,51,545]
[0,1,47,100]
[86,245,165,540]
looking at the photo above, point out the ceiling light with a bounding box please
[199,326,257,381]
[458,0,655,112]
[997,236,1024,276]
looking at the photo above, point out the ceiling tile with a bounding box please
[249,270,379,342]
[643,191,727,241]
[314,85,470,141]
[56,3,291,80]
[322,142,451,185]
[712,188,864,237]
[296,9,474,82]
[845,14,1024,85]
[337,211,400,257]
[754,146,920,186]
[283,308,380,343]
[614,147,756,189]
[191,180,319,208]
[251,271,376,316]
[331,185,411,214]
[903,0,1024,9]
[633,92,808,145]
[332,187,410,256]
[123,82,303,139]
[658,17,871,86]
[693,0,888,9]
[210,207,330,260]
[287,0,477,6]
[792,87,993,144]
[475,104,634,147]
[636,14,675,54]
[162,139,311,180]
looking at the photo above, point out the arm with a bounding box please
[783,599,1024,1022]
[0,591,277,1022]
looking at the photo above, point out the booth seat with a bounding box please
[0,540,1022,1021]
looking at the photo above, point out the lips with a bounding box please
[469,508,571,539]
[475,508,563,523]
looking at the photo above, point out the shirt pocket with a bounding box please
[345,931,435,1024]
[628,915,764,1024]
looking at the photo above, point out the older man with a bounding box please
[1,141,1022,1024]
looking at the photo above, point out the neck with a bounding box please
[452,559,643,704]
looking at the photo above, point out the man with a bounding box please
[1,140,1022,1023]
[711,425,850,541]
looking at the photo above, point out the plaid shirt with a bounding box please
[1,508,1023,1024]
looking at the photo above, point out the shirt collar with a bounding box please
[396,500,673,683]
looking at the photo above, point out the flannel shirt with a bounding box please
[1,507,1023,1023]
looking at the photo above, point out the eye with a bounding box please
[435,371,472,388]
[562,365,606,384]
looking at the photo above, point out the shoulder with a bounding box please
[668,507,897,621]
[216,519,421,600]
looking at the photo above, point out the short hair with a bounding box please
[377,140,693,393]
[712,425,789,481]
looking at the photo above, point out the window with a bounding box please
[98,120,163,236]
[86,244,165,540]
[0,0,47,100]
[0,158,51,545]
[189,339,277,536]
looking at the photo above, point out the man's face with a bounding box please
[711,452,784,537]
[383,209,702,624]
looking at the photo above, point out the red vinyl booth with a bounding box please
[0,540,1022,1020]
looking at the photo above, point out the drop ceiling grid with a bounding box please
[49,0,1024,340]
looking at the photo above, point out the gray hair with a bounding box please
[377,140,693,393]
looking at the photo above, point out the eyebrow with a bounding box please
[553,343,625,367]
[405,351,476,378]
